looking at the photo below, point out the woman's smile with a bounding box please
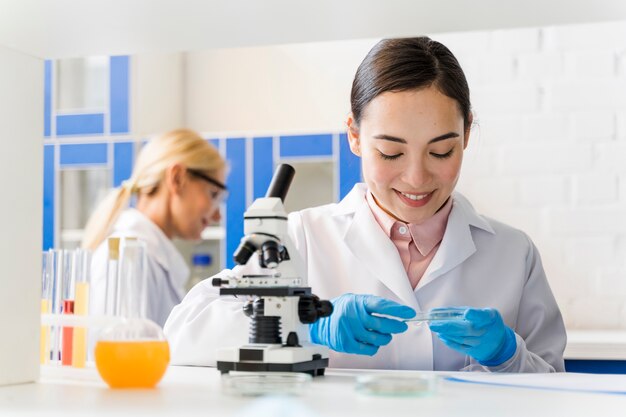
[395,189,434,208]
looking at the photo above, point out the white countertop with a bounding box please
[2,365,626,416]
[565,330,626,360]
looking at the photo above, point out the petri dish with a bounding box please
[373,308,467,324]
[221,372,312,397]
[355,373,438,397]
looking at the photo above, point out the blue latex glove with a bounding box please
[428,307,517,366]
[309,294,416,356]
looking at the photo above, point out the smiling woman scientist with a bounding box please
[164,37,566,372]
[83,129,227,327]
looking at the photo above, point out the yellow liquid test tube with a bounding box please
[40,299,50,364]
[72,282,90,368]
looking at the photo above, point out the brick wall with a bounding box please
[444,21,626,329]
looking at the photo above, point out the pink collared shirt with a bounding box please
[366,192,452,289]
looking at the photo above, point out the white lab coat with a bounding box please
[91,208,189,328]
[164,184,566,372]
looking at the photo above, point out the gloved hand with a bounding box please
[428,307,517,366]
[309,294,416,356]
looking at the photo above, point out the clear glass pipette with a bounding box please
[403,308,466,323]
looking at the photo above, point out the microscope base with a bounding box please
[216,344,330,376]
[217,357,328,376]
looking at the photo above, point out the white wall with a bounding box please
[450,21,626,330]
[184,20,626,331]
[0,45,43,385]
[185,39,376,133]
[131,52,184,137]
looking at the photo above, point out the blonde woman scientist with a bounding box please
[83,129,227,327]
[165,38,566,372]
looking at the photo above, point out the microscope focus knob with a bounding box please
[317,300,333,318]
[212,278,227,287]
[298,295,334,323]
[243,301,254,318]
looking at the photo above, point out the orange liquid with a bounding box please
[72,282,90,368]
[95,340,170,388]
[40,299,50,364]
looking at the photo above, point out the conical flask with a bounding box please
[95,238,169,388]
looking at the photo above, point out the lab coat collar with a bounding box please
[337,184,494,304]
[333,183,368,216]
[339,184,418,309]
[449,192,495,234]
[416,193,494,290]
[113,208,190,299]
[343,195,420,310]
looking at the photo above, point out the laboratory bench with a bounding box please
[565,330,626,373]
[2,365,626,416]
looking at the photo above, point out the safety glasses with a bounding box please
[187,168,229,204]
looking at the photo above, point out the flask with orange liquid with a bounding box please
[95,318,169,388]
[95,238,169,389]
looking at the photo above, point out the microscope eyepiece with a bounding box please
[265,164,295,202]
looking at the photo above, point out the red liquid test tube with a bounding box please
[62,300,74,366]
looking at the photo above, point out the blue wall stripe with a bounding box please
[59,143,108,166]
[56,113,105,136]
[113,142,134,187]
[253,137,274,199]
[565,360,626,374]
[110,56,130,134]
[44,61,52,137]
[339,133,362,199]
[279,134,333,158]
[43,145,55,250]
[225,138,246,269]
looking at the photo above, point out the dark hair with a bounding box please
[350,37,472,130]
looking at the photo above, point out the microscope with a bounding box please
[212,164,333,376]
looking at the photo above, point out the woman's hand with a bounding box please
[429,307,517,366]
[309,294,415,356]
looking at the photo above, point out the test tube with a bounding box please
[40,250,55,364]
[51,250,71,364]
[117,238,148,319]
[61,250,78,366]
[61,300,74,366]
[104,238,121,316]
[72,249,91,368]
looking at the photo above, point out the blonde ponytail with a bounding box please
[81,129,225,250]
[82,186,134,250]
